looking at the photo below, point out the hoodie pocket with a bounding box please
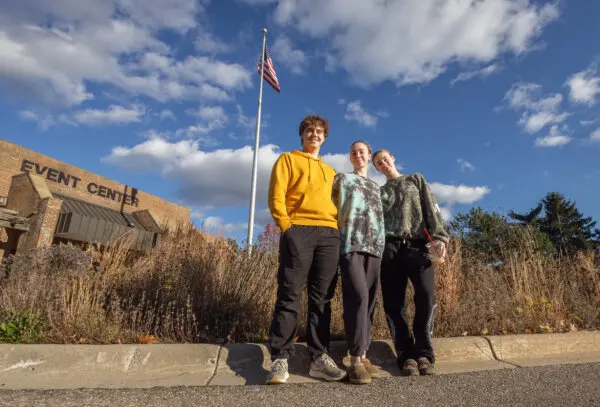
[287,194,306,220]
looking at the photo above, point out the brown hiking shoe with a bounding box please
[362,358,381,378]
[417,357,435,375]
[348,363,372,385]
[402,359,419,376]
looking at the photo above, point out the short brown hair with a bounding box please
[299,114,329,138]
[350,140,372,154]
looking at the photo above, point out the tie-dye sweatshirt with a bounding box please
[379,173,449,244]
[332,172,385,258]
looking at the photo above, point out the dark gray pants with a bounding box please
[269,225,340,361]
[340,252,381,357]
[380,238,437,364]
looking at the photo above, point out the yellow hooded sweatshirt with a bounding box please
[268,150,338,232]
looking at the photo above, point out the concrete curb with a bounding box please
[0,344,220,389]
[0,331,598,389]
[486,331,600,367]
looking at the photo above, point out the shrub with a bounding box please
[0,224,598,344]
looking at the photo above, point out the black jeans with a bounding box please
[380,238,437,364]
[340,252,381,357]
[269,225,340,361]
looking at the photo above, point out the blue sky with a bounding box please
[1,0,599,243]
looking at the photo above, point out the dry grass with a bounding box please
[0,225,598,344]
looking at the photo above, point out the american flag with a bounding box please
[257,46,280,93]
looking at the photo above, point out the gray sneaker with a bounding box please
[266,359,289,385]
[309,354,347,381]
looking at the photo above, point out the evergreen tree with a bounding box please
[540,192,597,256]
[510,192,598,257]
[451,206,556,263]
[508,203,543,227]
[451,207,519,263]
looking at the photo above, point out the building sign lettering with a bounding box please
[20,159,139,207]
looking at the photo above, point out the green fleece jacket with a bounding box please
[379,173,449,244]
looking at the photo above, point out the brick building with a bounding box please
[0,139,191,259]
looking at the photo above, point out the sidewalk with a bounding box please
[0,331,598,389]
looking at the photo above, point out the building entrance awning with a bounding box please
[53,194,158,251]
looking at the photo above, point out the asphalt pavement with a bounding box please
[1,362,598,407]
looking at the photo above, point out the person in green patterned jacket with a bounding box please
[332,140,385,385]
[372,148,449,377]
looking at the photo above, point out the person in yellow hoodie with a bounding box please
[265,114,347,385]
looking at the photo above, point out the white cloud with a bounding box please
[18,110,57,130]
[0,0,249,106]
[190,105,227,122]
[344,100,379,127]
[104,137,490,231]
[450,64,500,86]
[566,64,600,106]
[272,35,308,74]
[104,138,395,209]
[201,216,247,234]
[195,31,231,54]
[19,110,38,121]
[429,183,490,205]
[159,109,176,121]
[142,129,173,139]
[321,153,354,174]
[590,128,600,144]
[104,138,282,207]
[504,82,569,134]
[191,210,205,219]
[457,158,475,172]
[242,0,558,88]
[439,206,453,222]
[580,119,597,127]
[73,104,145,125]
[236,104,270,134]
[534,125,572,148]
[182,105,228,136]
[115,0,201,32]
[199,212,274,235]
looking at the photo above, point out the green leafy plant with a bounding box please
[0,310,48,343]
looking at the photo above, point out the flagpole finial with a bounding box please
[262,27,267,33]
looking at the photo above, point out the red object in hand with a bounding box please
[423,227,442,259]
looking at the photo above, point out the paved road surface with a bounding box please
[1,363,598,407]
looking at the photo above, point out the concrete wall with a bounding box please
[0,138,190,228]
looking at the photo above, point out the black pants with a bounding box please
[340,252,381,357]
[269,225,340,361]
[380,238,437,364]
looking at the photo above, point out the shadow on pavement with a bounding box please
[286,344,318,380]
[223,343,270,385]
[365,341,401,376]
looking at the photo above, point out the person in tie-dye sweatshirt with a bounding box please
[331,140,385,385]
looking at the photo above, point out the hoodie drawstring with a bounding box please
[318,160,327,182]
[305,155,326,183]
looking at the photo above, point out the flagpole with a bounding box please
[246,27,268,256]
